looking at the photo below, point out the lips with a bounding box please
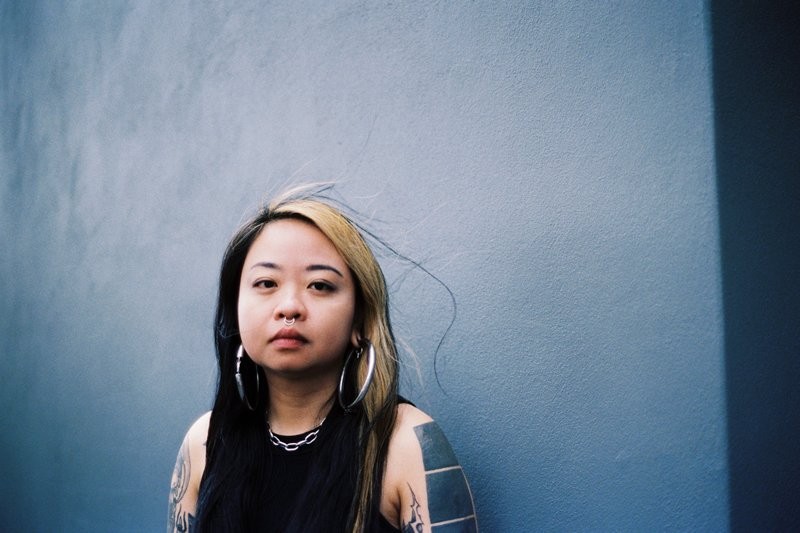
[269,328,308,348]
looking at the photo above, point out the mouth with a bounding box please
[269,328,308,348]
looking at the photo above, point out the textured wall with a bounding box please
[0,2,728,531]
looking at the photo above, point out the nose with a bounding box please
[273,287,305,322]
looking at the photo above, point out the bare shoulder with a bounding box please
[381,404,477,532]
[183,411,210,492]
[186,411,211,448]
[167,411,210,533]
[390,404,466,478]
[390,404,464,467]
[386,404,440,470]
[395,403,434,436]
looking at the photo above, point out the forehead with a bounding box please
[245,218,349,268]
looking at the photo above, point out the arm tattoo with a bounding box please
[175,511,195,533]
[414,422,478,532]
[401,483,424,533]
[167,438,195,532]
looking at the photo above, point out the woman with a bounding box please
[167,191,477,532]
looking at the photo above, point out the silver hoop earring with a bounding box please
[235,345,260,411]
[337,338,376,413]
[283,317,295,327]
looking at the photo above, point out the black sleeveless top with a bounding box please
[258,404,400,533]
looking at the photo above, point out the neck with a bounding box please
[266,373,337,435]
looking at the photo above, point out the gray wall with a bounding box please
[1,2,729,531]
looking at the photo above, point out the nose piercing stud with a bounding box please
[283,317,296,327]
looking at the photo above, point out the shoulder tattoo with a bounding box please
[413,421,478,532]
[167,438,195,532]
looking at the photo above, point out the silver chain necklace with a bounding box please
[267,418,326,452]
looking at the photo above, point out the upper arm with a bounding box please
[167,412,209,533]
[382,405,478,532]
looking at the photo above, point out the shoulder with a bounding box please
[394,403,434,440]
[380,404,431,528]
[182,411,210,489]
[168,411,210,530]
[177,410,210,479]
[380,404,477,532]
[391,403,465,467]
[185,411,211,448]
[386,404,436,472]
[178,411,210,471]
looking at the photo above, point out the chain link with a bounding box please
[267,418,325,452]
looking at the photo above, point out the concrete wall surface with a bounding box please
[1,2,731,531]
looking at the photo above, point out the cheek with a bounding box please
[237,301,264,354]
[236,291,259,336]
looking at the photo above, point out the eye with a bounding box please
[309,281,335,292]
[254,279,276,289]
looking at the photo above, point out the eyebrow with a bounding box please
[308,264,344,278]
[250,262,344,278]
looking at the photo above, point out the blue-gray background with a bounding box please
[1,2,797,531]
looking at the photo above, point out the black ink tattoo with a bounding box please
[401,483,425,533]
[414,422,478,532]
[168,438,193,532]
[175,509,195,532]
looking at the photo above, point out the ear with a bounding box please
[350,327,361,347]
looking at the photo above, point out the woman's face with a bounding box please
[237,218,358,379]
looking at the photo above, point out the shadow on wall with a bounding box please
[711,2,800,531]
